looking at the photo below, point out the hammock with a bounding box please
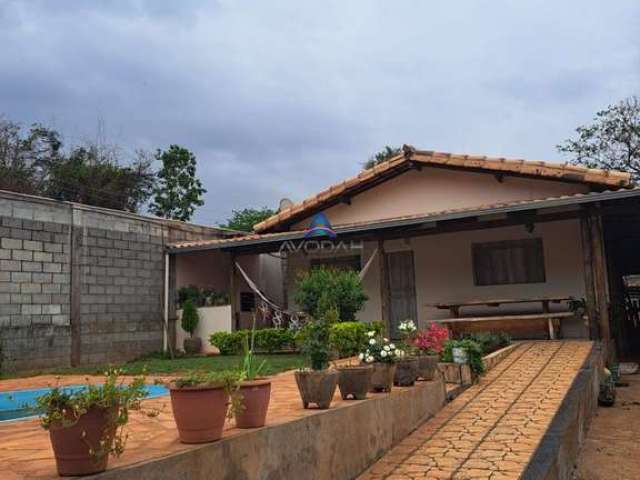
[234,248,378,329]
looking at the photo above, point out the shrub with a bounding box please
[441,339,485,375]
[177,285,229,308]
[463,332,511,355]
[299,307,337,370]
[329,321,368,358]
[210,328,296,355]
[294,267,368,321]
[181,299,199,337]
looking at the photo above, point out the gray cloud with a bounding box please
[1,0,638,225]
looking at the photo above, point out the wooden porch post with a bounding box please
[378,239,390,336]
[230,253,238,331]
[580,214,599,340]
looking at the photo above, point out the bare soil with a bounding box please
[573,374,640,480]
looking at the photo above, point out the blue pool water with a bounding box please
[0,384,169,422]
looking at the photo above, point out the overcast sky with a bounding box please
[1,1,638,225]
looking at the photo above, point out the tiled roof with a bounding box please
[253,145,633,233]
[169,187,640,252]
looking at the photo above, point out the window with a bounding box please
[472,238,546,286]
[240,292,256,312]
[310,255,361,272]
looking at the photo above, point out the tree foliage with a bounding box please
[150,145,206,221]
[363,145,401,170]
[222,207,275,232]
[558,96,640,182]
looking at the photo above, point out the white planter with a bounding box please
[452,347,468,365]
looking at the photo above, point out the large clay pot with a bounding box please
[369,362,396,392]
[236,379,271,428]
[49,406,117,476]
[183,336,202,355]
[417,354,439,381]
[294,369,339,409]
[394,357,420,386]
[170,385,229,443]
[337,365,373,400]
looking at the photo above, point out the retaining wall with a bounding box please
[0,190,230,371]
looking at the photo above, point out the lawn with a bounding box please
[1,353,306,379]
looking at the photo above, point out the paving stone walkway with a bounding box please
[358,340,592,480]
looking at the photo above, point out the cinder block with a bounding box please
[0,282,20,293]
[33,251,53,262]
[52,273,70,284]
[0,304,21,315]
[32,294,52,304]
[11,294,31,304]
[22,304,42,315]
[1,238,22,250]
[12,250,33,261]
[42,304,62,315]
[43,242,63,253]
[21,283,42,294]
[31,231,53,242]
[21,261,43,272]
[0,248,10,259]
[2,217,22,228]
[10,228,31,240]
[0,293,9,304]
[43,263,62,273]
[0,259,20,271]
[11,272,31,283]
[23,240,43,251]
[0,271,9,282]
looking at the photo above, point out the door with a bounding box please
[386,250,418,339]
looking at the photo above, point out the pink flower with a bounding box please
[413,323,449,353]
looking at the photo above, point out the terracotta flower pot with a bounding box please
[337,365,373,400]
[49,406,117,476]
[369,362,396,392]
[394,357,419,386]
[236,379,271,429]
[183,336,202,355]
[170,385,229,443]
[294,369,339,409]
[417,354,439,381]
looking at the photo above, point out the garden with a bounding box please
[3,266,511,477]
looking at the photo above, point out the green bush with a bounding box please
[463,332,511,355]
[294,267,368,321]
[329,321,368,358]
[210,328,296,355]
[441,339,485,375]
[181,299,199,337]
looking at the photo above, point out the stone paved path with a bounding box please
[358,341,592,480]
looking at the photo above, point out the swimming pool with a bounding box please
[0,384,169,422]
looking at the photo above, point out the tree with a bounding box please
[363,145,401,170]
[45,144,155,212]
[222,207,275,232]
[150,145,206,221]
[558,96,640,182]
[0,118,62,195]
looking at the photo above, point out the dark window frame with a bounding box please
[240,291,256,312]
[472,238,546,286]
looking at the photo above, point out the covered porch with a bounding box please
[168,188,640,360]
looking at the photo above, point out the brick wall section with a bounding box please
[0,191,232,372]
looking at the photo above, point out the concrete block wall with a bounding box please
[0,191,230,372]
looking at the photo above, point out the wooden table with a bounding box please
[425,296,575,340]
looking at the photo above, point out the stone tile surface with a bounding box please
[358,341,592,480]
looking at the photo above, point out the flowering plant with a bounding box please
[359,331,404,364]
[398,319,418,356]
[413,323,449,355]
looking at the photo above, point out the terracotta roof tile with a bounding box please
[253,146,633,233]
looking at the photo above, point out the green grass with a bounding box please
[1,353,306,379]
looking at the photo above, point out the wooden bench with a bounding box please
[437,312,574,339]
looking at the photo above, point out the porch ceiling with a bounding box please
[169,187,640,254]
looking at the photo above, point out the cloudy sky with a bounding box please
[1,1,638,225]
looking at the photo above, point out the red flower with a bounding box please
[413,323,449,353]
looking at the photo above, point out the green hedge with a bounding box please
[210,321,386,357]
[210,328,296,355]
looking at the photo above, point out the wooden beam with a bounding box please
[378,239,390,336]
[229,254,238,331]
[591,213,611,342]
[580,214,600,340]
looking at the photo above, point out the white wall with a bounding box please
[176,305,232,353]
[285,219,588,338]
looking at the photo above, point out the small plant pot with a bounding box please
[294,369,339,409]
[394,357,419,386]
[183,336,202,355]
[236,379,271,428]
[417,354,439,381]
[369,362,396,392]
[452,347,468,365]
[337,365,373,400]
[48,406,117,476]
[170,385,229,443]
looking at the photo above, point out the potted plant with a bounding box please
[169,370,241,443]
[36,369,147,476]
[413,322,449,381]
[181,299,202,354]
[235,319,271,428]
[294,306,339,409]
[442,339,485,377]
[336,357,373,400]
[394,320,420,386]
[361,331,402,392]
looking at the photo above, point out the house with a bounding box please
[168,145,640,360]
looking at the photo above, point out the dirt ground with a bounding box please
[573,374,640,480]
